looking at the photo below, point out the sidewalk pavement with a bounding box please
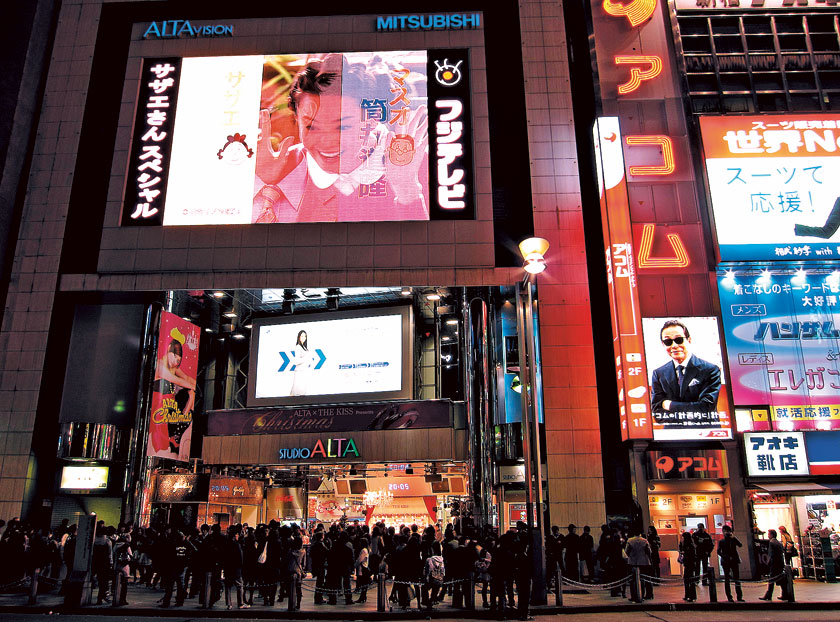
[0,575,839,618]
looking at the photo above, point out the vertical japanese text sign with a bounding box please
[594,117,653,440]
[123,58,182,226]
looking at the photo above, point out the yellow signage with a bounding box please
[771,405,840,421]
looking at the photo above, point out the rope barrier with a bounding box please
[561,575,632,590]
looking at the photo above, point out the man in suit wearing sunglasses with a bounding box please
[650,320,721,417]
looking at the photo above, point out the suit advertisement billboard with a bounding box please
[642,316,733,440]
[699,114,840,261]
[717,266,840,431]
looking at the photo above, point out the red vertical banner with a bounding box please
[147,310,201,461]
[594,117,653,440]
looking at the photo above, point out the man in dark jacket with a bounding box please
[562,524,580,582]
[717,525,744,602]
[327,531,354,605]
[692,523,714,585]
[222,526,248,610]
[759,529,790,601]
[310,530,330,604]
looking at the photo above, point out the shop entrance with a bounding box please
[263,462,470,529]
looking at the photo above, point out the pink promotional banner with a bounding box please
[718,266,840,431]
[147,311,200,461]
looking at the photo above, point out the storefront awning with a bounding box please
[753,482,836,492]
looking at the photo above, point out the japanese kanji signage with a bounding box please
[123,49,473,226]
[718,267,840,430]
[700,114,840,261]
[594,117,653,440]
[744,432,809,476]
[642,316,733,440]
[123,58,181,226]
[646,449,728,479]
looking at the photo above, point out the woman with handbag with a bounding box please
[355,537,371,603]
[779,525,797,566]
[679,532,697,602]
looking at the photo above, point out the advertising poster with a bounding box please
[593,117,652,440]
[699,114,840,261]
[252,311,404,402]
[642,316,733,440]
[206,400,450,435]
[125,50,473,225]
[147,311,200,462]
[717,267,840,430]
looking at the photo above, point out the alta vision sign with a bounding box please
[278,437,360,460]
[142,20,234,39]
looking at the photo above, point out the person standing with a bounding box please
[222,526,248,610]
[717,525,744,602]
[91,526,113,605]
[579,526,595,582]
[692,523,713,585]
[545,525,563,586]
[759,529,790,601]
[679,532,697,602]
[624,530,653,602]
[562,524,580,582]
[647,526,661,579]
[778,525,796,566]
[310,530,329,605]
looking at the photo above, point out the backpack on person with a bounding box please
[426,555,445,585]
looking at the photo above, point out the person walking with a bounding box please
[717,525,744,602]
[759,529,790,601]
[679,532,697,602]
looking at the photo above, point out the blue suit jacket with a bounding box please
[650,354,721,413]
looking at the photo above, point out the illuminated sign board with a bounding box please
[744,432,809,477]
[60,466,109,490]
[646,449,728,479]
[249,306,413,407]
[277,437,360,460]
[642,316,733,440]
[123,49,473,226]
[147,311,200,462]
[594,117,653,440]
[717,266,840,430]
[700,114,840,261]
[675,0,838,11]
[142,21,234,39]
[376,13,481,31]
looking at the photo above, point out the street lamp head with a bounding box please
[519,237,549,274]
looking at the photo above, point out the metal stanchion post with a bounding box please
[289,575,297,611]
[555,568,563,606]
[377,573,386,612]
[707,567,717,602]
[111,570,121,607]
[785,566,795,603]
[28,569,39,605]
[202,571,212,608]
[467,573,476,610]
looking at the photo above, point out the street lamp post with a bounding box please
[516,237,549,605]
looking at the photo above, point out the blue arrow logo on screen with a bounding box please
[278,349,327,372]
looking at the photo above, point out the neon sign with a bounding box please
[277,437,360,460]
[603,0,657,27]
[637,224,691,268]
[625,135,675,176]
[614,56,663,94]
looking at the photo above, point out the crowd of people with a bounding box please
[0,515,794,613]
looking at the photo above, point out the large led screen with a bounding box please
[123,49,473,226]
[718,267,840,431]
[642,316,733,440]
[248,306,413,406]
[700,114,840,261]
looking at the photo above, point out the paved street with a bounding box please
[1,575,839,619]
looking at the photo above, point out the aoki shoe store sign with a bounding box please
[278,437,360,460]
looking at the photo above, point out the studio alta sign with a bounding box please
[278,437,360,460]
